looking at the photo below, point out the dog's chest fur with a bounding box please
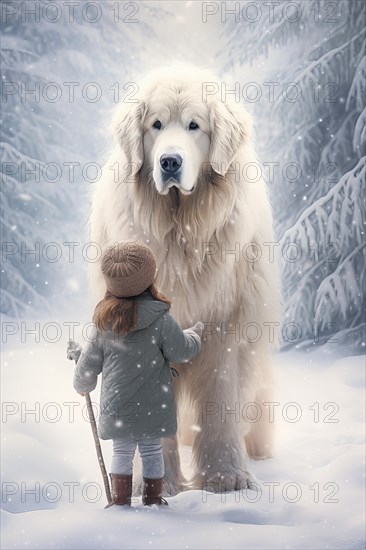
[124,222,241,327]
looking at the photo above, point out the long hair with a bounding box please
[93,281,171,336]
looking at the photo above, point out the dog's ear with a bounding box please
[114,100,146,175]
[209,100,253,176]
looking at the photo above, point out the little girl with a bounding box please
[73,241,203,507]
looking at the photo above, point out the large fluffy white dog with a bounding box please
[90,65,280,494]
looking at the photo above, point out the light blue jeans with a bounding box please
[111,436,164,479]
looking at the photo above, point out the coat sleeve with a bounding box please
[73,326,103,394]
[160,312,201,363]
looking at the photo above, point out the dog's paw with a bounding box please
[162,477,187,497]
[190,469,258,492]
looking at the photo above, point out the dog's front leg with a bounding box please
[162,435,187,496]
[189,339,257,492]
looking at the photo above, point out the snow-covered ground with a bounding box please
[1,339,365,550]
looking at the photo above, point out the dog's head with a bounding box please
[113,66,253,197]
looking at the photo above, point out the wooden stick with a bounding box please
[67,340,113,507]
[84,393,114,507]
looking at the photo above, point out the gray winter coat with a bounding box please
[73,290,201,441]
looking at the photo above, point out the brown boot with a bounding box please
[110,474,132,506]
[142,477,168,506]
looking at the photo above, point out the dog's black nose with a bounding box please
[160,154,183,175]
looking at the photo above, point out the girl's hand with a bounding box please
[67,340,82,362]
[78,392,86,397]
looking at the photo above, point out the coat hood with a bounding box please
[135,290,170,330]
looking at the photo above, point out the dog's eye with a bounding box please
[153,120,162,130]
[189,121,199,130]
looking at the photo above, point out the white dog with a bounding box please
[90,65,281,494]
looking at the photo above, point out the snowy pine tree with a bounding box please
[0,0,154,317]
[224,0,365,350]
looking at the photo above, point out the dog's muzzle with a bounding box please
[160,154,182,187]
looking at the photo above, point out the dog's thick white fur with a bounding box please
[90,65,281,494]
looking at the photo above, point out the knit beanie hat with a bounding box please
[101,241,157,298]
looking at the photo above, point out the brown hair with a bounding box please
[92,282,171,336]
